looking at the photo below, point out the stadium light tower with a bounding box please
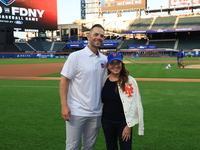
[81,0,86,19]
[81,0,102,19]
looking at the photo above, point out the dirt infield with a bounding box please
[0,63,63,77]
[0,61,200,82]
[184,64,200,69]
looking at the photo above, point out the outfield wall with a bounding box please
[0,53,69,59]
[118,50,200,57]
[0,50,200,58]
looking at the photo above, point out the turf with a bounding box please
[0,57,200,150]
[0,80,200,150]
[0,80,65,150]
[123,56,199,61]
[0,58,66,65]
[0,57,199,65]
[126,63,200,79]
[40,62,200,79]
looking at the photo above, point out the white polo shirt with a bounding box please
[61,46,107,116]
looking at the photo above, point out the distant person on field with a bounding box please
[59,24,107,150]
[101,52,144,150]
[176,49,185,68]
[38,53,42,59]
[131,53,134,60]
[136,53,139,58]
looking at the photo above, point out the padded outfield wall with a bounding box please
[0,50,200,58]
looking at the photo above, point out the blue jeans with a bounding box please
[102,118,132,150]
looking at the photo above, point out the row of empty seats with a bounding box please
[15,41,66,52]
[119,39,147,49]
[177,16,200,28]
[129,15,200,30]
[119,38,200,50]
[151,16,177,29]
[129,18,153,30]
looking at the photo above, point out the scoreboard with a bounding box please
[101,0,146,12]
[0,0,57,30]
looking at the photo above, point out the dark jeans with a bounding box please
[102,118,132,150]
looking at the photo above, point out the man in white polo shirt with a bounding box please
[59,24,107,150]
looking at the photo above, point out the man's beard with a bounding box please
[90,41,102,49]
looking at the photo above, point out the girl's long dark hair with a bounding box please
[107,62,129,92]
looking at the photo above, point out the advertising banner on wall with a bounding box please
[0,0,57,29]
[66,43,119,48]
[101,0,146,12]
[128,45,156,49]
[0,53,56,58]
[146,0,200,10]
[169,0,200,6]
[126,27,200,34]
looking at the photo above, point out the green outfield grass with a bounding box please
[1,57,199,79]
[126,63,200,79]
[123,56,200,62]
[1,57,197,79]
[33,57,200,79]
[0,56,199,65]
[0,58,66,65]
[0,80,200,150]
[0,57,200,150]
[40,62,200,79]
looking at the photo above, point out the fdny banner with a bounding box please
[0,0,57,29]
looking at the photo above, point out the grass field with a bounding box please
[37,57,200,79]
[0,56,199,65]
[0,57,200,150]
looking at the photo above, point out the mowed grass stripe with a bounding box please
[0,80,200,150]
[0,57,200,150]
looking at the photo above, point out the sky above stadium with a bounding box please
[58,0,168,24]
[58,0,198,24]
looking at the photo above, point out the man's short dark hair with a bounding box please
[90,24,105,32]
